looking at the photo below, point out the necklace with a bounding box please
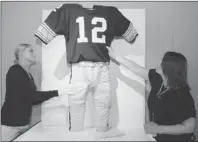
[157,83,169,98]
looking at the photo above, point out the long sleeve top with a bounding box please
[1,64,58,126]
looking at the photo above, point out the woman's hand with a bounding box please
[106,46,117,59]
[144,121,159,135]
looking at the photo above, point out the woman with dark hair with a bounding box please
[107,46,196,142]
[1,44,60,141]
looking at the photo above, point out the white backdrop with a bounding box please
[41,8,145,131]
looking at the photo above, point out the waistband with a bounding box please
[71,61,110,67]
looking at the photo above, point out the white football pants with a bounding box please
[68,62,111,132]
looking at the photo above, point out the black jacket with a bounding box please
[1,64,58,126]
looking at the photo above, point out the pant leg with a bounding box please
[68,64,89,132]
[93,65,111,132]
[1,125,29,142]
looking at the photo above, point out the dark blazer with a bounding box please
[1,64,58,126]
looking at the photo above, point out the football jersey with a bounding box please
[35,4,138,64]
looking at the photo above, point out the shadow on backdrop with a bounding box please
[109,57,146,128]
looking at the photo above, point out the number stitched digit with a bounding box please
[76,17,88,43]
[92,17,107,43]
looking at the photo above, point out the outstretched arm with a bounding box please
[107,46,149,81]
[158,117,196,135]
[32,90,59,105]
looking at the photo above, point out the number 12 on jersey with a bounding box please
[76,17,107,43]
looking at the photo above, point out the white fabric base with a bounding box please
[14,123,155,141]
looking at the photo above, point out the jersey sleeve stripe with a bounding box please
[41,22,57,37]
[40,22,57,38]
[35,31,50,44]
[122,23,132,37]
[35,33,48,45]
[122,22,138,42]
[35,24,56,44]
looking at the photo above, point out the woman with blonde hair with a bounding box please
[1,43,60,141]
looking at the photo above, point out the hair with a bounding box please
[161,51,190,90]
[14,43,32,64]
